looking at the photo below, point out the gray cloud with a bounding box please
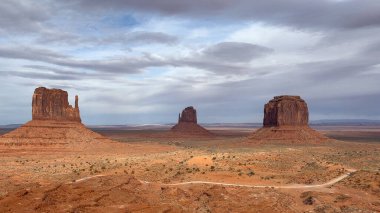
[201,42,273,63]
[362,39,380,55]
[0,46,67,62]
[70,0,380,30]
[0,0,51,34]
[35,31,178,46]
[0,46,168,74]
[0,43,270,76]
[119,31,178,45]
[1,70,80,81]
[1,0,380,124]
[295,58,379,82]
[170,42,273,75]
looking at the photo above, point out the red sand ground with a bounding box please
[0,125,379,212]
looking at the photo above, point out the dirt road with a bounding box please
[73,169,356,189]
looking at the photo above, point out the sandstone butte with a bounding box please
[32,87,81,122]
[249,95,329,143]
[0,87,113,148]
[171,106,213,137]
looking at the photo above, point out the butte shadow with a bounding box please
[0,87,114,149]
[249,96,329,144]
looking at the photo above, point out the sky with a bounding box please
[0,0,380,125]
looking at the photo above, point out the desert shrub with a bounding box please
[247,171,255,176]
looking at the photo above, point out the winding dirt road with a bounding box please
[158,169,356,189]
[73,169,357,190]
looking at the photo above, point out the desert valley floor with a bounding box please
[0,125,379,213]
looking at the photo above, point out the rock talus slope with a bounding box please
[0,87,113,148]
[250,96,328,143]
[171,106,213,136]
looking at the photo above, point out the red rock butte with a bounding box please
[263,96,308,127]
[32,87,81,122]
[250,96,328,143]
[0,87,113,148]
[171,106,213,136]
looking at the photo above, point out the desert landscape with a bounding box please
[1,1,380,212]
[0,88,378,213]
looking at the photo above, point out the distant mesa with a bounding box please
[32,87,81,122]
[178,106,197,123]
[250,96,328,143]
[0,87,113,148]
[171,106,213,136]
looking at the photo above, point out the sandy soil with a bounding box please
[0,126,379,212]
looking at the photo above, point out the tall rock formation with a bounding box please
[0,87,113,148]
[171,106,213,136]
[32,87,81,122]
[178,106,198,123]
[250,95,328,143]
[263,96,308,127]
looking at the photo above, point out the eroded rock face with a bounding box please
[178,106,197,123]
[249,95,328,143]
[32,87,81,122]
[171,106,213,136]
[263,96,308,127]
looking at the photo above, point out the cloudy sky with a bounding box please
[0,0,380,125]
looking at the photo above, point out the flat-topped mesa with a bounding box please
[178,106,197,124]
[263,95,308,127]
[32,87,81,122]
[249,95,328,143]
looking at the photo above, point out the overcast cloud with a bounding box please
[0,0,379,125]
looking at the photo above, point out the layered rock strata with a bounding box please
[32,87,81,122]
[250,96,328,143]
[0,87,113,148]
[263,96,308,127]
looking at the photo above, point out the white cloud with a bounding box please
[228,23,323,51]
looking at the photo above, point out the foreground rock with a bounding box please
[171,106,213,137]
[250,96,328,143]
[0,87,113,148]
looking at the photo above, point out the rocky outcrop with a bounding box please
[250,95,328,143]
[178,106,197,123]
[171,106,213,137]
[0,87,114,148]
[263,96,308,127]
[32,87,81,122]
